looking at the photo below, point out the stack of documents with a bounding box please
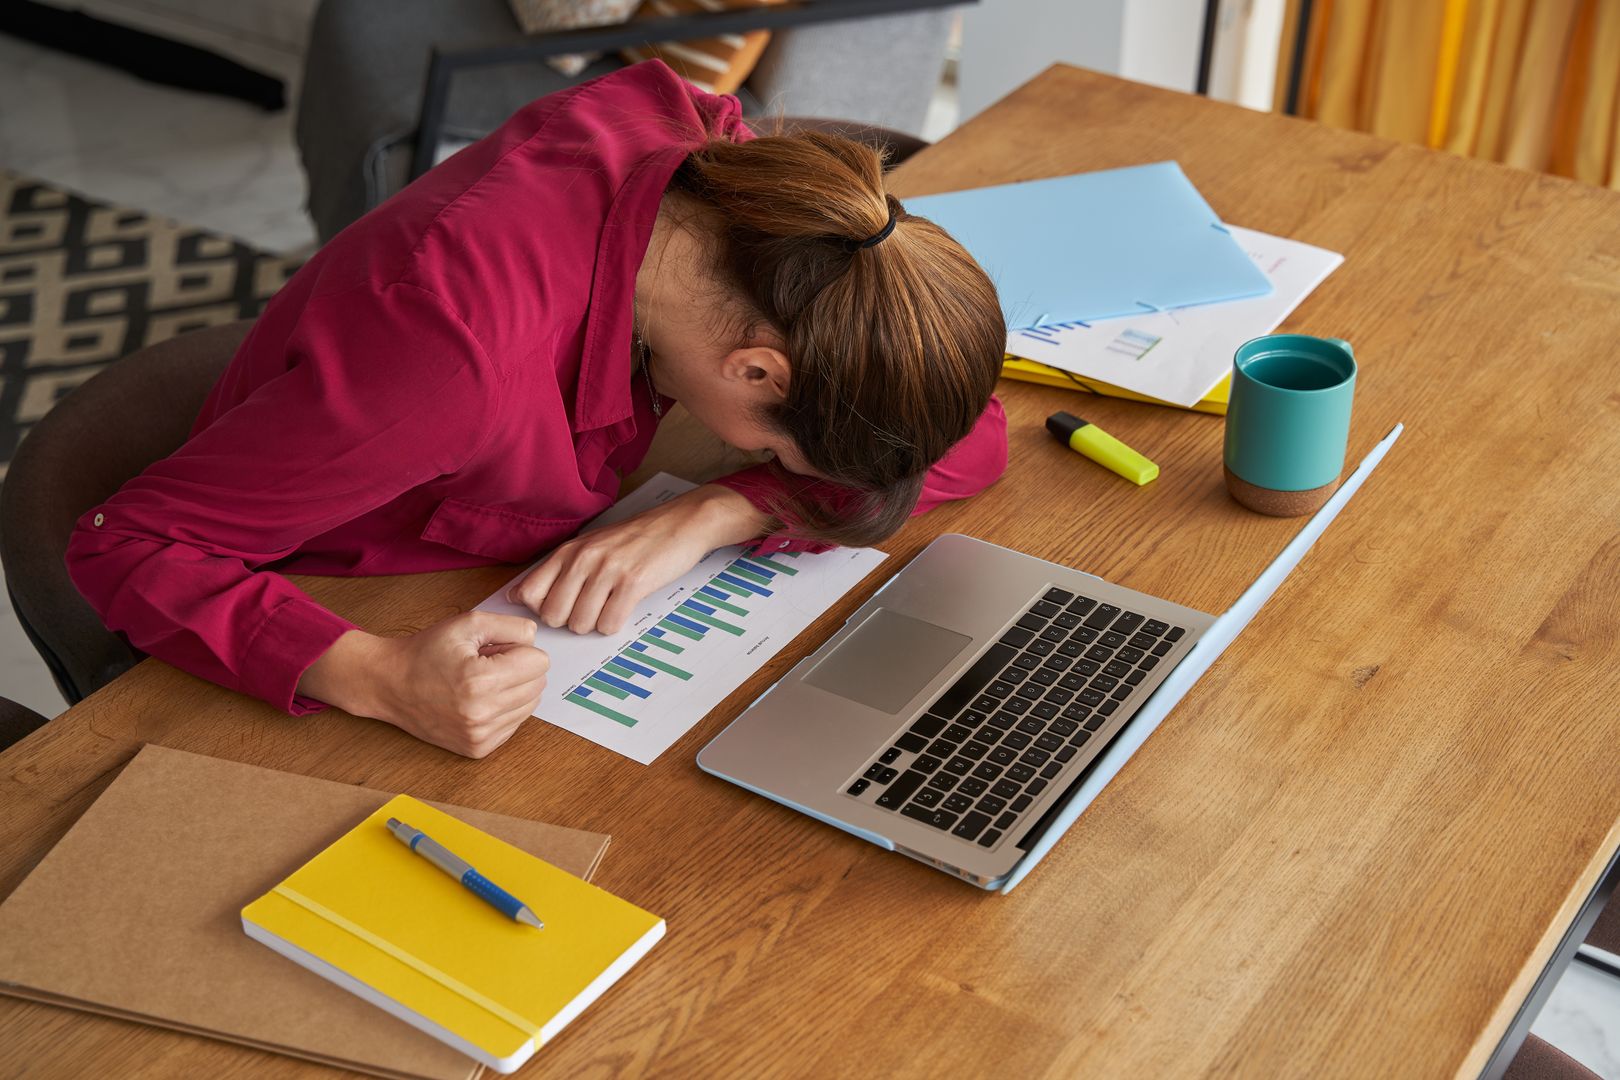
[904,163,1344,413]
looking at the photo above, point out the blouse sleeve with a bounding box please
[710,394,1008,553]
[66,282,497,714]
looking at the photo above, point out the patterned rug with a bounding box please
[0,170,300,478]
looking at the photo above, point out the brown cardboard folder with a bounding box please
[0,745,610,1080]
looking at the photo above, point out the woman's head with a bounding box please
[641,129,1004,546]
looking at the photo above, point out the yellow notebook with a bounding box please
[242,795,664,1075]
[1001,355,1231,415]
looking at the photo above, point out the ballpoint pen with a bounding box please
[386,817,544,929]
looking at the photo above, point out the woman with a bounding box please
[67,61,1007,758]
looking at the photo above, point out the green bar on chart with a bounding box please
[729,564,773,586]
[658,618,704,641]
[566,692,637,727]
[700,593,750,616]
[640,633,683,654]
[604,659,640,679]
[631,652,693,679]
[682,609,744,635]
[707,577,751,598]
[753,554,798,575]
[584,676,630,700]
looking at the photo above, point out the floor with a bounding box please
[0,29,1615,1077]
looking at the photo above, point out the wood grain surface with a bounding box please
[4,65,1619,1079]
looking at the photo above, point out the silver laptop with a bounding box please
[698,426,1402,891]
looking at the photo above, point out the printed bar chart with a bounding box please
[477,474,887,763]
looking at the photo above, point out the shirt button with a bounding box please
[778,540,788,549]
[93,513,105,527]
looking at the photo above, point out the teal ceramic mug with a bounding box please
[1223,334,1357,516]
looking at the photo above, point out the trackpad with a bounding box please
[804,608,971,714]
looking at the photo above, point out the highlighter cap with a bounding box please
[1046,412,1090,443]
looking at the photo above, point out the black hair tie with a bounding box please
[856,209,898,250]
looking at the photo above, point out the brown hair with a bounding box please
[670,130,1004,546]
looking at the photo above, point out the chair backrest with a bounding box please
[0,321,252,704]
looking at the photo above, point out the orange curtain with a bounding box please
[1276,0,1620,188]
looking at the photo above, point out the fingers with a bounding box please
[458,609,538,646]
[507,554,563,612]
[482,643,551,683]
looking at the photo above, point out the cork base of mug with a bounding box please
[1224,466,1339,517]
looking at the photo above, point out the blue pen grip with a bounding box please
[461,868,525,919]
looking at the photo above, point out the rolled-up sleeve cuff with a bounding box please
[239,597,359,716]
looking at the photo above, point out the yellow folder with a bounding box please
[1001,355,1231,415]
[242,795,663,1074]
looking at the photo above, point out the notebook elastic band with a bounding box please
[272,885,542,1044]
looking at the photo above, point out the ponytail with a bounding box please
[671,130,1004,546]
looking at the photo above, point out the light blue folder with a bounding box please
[903,162,1272,330]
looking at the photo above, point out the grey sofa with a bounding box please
[297,0,957,242]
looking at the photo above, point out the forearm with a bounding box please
[684,481,774,547]
[297,629,394,718]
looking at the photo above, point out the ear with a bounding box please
[721,345,792,401]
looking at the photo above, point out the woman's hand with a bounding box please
[507,483,769,635]
[300,612,550,758]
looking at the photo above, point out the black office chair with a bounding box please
[0,695,50,752]
[0,321,252,705]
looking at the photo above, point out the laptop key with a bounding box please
[1030,669,1058,686]
[999,626,1035,648]
[1075,658,1100,676]
[1138,655,1159,671]
[863,763,886,780]
[1013,652,1042,670]
[1062,704,1091,721]
[1002,698,1030,714]
[943,793,974,814]
[930,642,1018,719]
[1104,659,1132,678]
[1128,632,1157,651]
[1086,645,1114,663]
[972,762,1002,781]
[1068,730,1090,747]
[1059,673,1086,691]
[876,767,898,784]
[1084,714,1107,731]
[1047,688,1073,706]
[876,770,927,809]
[1058,640,1085,658]
[1091,675,1118,692]
[928,773,958,791]
[895,731,928,753]
[985,681,1014,699]
[1039,625,1067,643]
[1100,631,1126,648]
[1072,627,1099,644]
[1126,669,1146,685]
[960,741,989,760]
[978,829,1002,848]
[996,810,1018,829]
[927,739,957,757]
[1113,611,1144,635]
[912,787,942,807]
[944,756,973,775]
[945,725,972,745]
[914,754,943,774]
[1044,587,1075,605]
[977,794,1007,816]
[952,811,991,841]
[910,715,947,738]
[1056,745,1078,762]
[1015,612,1047,632]
[1028,639,1055,656]
[1016,717,1043,735]
[1031,600,1061,618]
[988,746,1017,766]
[1111,683,1133,701]
[958,777,988,797]
[1050,718,1078,736]
[992,779,1021,799]
[1166,626,1186,641]
[901,804,957,830]
[1021,748,1050,767]
[1026,778,1048,796]
[848,779,869,796]
[1031,702,1059,720]
[1065,596,1097,616]
[1041,656,1073,674]
[989,711,1018,729]
[1153,639,1174,656]
[1035,733,1063,752]
[1007,764,1036,783]
[1041,761,1063,780]
[1098,699,1119,715]
[879,747,901,764]
[1002,731,1032,750]
[1016,682,1044,700]
[962,709,989,727]
[1078,689,1105,707]
[1083,603,1121,629]
[975,725,1003,745]
[1000,667,1027,685]
[1054,612,1081,630]
[972,695,1000,713]
[1011,794,1033,812]
[1117,646,1145,664]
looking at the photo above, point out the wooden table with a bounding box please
[4,65,1619,1079]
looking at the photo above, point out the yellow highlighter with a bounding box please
[1046,412,1159,485]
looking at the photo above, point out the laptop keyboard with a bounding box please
[846,587,1186,850]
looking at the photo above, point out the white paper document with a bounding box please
[1005,226,1344,407]
[476,474,888,764]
